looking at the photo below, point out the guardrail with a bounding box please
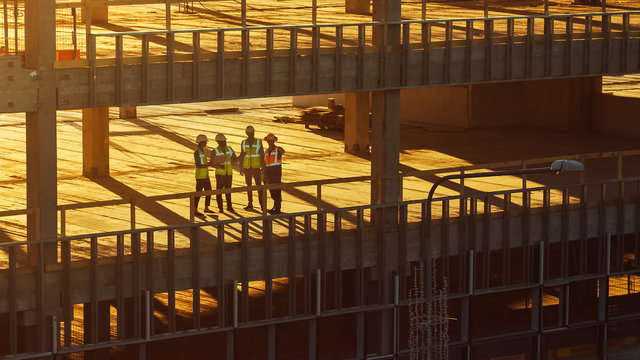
[2,148,640,240]
[52,10,639,106]
[1,175,638,359]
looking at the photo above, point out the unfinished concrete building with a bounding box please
[1,0,640,358]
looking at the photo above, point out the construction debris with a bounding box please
[273,98,345,130]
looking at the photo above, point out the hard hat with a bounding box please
[264,133,278,142]
[215,133,227,142]
[196,134,208,143]
[245,125,255,133]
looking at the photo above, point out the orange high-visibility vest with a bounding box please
[265,147,282,167]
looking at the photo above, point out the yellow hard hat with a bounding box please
[196,134,208,143]
[245,125,255,133]
[215,133,226,141]
[264,133,278,141]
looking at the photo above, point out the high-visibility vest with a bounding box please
[215,146,234,175]
[241,139,262,169]
[265,147,282,167]
[195,148,209,179]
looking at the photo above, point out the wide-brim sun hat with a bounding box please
[264,133,278,141]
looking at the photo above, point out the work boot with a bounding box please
[227,206,236,213]
[244,203,253,211]
[204,207,215,213]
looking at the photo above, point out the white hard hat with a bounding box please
[196,134,208,143]
[215,133,227,141]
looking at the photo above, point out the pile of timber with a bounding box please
[274,98,345,131]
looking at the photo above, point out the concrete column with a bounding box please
[119,106,137,119]
[345,0,370,14]
[26,0,58,261]
[24,0,59,352]
[369,0,401,355]
[82,0,108,23]
[370,91,400,208]
[344,92,370,153]
[82,107,110,178]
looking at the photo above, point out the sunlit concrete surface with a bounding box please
[1,89,640,245]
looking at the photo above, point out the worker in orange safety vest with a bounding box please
[263,133,285,214]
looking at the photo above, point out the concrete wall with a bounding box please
[400,77,601,131]
[399,86,469,129]
[593,93,640,138]
[469,77,600,130]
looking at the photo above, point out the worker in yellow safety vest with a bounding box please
[213,133,238,213]
[193,134,215,216]
[238,125,266,210]
[264,133,285,214]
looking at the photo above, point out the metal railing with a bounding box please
[2,148,640,240]
[59,10,640,106]
[1,176,639,358]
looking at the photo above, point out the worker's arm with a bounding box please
[231,148,239,163]
[278,146,286,157]
[238,147,246,175]
[231,148,242,172]
[259,145,266,170]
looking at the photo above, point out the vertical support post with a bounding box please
[344,92,370,154]
[166,32,175,102]
[82,107,110,178]
[165,0,171,30]
[241,28,249,96]
[130,198,136,230]
[192,32,200,100]
[25,0,58,265]
[217,31,225,98]
[289,28,297,93]
[115,35,123,105]
[266,28,274,95]
[241,0,246,27]
[2,0,7,54]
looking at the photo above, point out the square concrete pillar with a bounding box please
[345,0,370,14]
[344,92,370,153]
[82,107,110,178]
[119,106,137,119]
[82,0,108,23]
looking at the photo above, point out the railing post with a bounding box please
[88,33,97,107]
[60,207,66,237]
[522,159,527,191]
[189,196,195,222]
[316,184,322,211]
[51,316,58,355]
[233,279,238,328]
[130,198,136,230]
[262,183,268,216]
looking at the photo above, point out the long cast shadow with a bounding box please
[90,176,209,241]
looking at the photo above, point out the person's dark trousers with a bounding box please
[215,174,233,210]
[244,168,263,207]
[265,166,282,211]
[195,178,212,209]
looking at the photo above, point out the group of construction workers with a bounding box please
[193,125,285,216]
